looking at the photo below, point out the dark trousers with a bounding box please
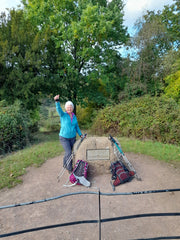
[60,136,76,171]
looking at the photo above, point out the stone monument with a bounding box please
[74,136,116,176]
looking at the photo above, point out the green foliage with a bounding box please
[0,9,62,113]
[118,137,180,163]
[164,69,180,102]
[23,0,129,110]
[164,58,180,102]
[91,95,180,145]
[76,104,97,129]
[119,81,147,100]
[132,10,171,82]
[162,0,180,48]
[159,48,180,80]
[0,101,31,154]
[0,10,41,110]
[129,0,180,97]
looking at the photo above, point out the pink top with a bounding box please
[67,112,74,123]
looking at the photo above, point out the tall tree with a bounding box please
[0,9,62,113]
[0,10,44,111]
[161,0,180,49]
[130,10,172,95]
[23,0,129,111]
[128,0,180,97]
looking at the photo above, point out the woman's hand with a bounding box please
[54,95,59,101]
[81,134,87,138]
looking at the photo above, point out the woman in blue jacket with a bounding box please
[54,95,83,172]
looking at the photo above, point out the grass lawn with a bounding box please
[119,137,180,163]
[0,132,63,189]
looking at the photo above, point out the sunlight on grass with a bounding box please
[119,137,180,163]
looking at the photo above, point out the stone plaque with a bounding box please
[86,149,110,161]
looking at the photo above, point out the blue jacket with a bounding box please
[55,101,82,138]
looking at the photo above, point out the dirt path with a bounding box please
[0,153,180,240]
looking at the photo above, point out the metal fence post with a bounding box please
[98,189,101,240]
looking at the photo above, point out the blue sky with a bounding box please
[0,0,174,35]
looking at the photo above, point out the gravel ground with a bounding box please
[0,152,180,240]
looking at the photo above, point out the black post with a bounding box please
[98,189,101,240]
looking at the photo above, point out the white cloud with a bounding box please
[0,0,22,13]
[123,0,174,30]
[125,0,149,13]
[0,0,175,35]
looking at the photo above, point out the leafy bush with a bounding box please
[119,82,147,100]
[76,104,97,129]
[164,69,180,102]
[0,101,31,154]
[91,95,180,145]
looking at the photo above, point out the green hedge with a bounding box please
[91,96,180,145]
[0,101,31,154]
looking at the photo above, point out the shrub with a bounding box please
[119,82,147,100]
[91,95,180,145]
[76,105,97,129]
[0,101,31,154]
[164,69,180,102]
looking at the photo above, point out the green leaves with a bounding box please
[0,101,31,154]
[0,9,61,113]
[22,0,128,109]
[91,95,180,145]
[165,69,180,102]
[162,0,180,48]
[129,0,180,98]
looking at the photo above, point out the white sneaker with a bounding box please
[73,175,91,187]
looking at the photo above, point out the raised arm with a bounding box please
[54,95,64,117]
